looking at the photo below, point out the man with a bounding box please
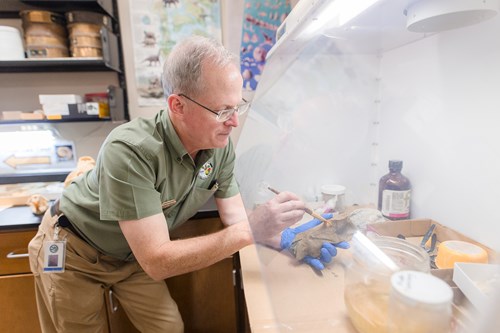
[28,35,306,332]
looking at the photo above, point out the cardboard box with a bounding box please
[39,94,82,105]
[367,219,498,266]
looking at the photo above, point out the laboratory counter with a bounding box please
[238,221,488,333]
[0,205,42,231]
[239,243,358,333]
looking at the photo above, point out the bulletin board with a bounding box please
[240,0,291,91]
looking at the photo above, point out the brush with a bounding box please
[267,186,331,225]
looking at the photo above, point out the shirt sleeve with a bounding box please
[98,139,162,221]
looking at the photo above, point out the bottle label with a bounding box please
[382,189,411,218]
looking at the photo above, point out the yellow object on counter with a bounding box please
[63,156,95,187]
[435,240,488,269]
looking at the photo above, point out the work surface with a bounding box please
[239,243,357,333]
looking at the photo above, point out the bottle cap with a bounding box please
[320,184,346,195]
[389,160,403,171]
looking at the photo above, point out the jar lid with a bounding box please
[0,26,20,33]
[391,270,453,305]
[320,184,346,195]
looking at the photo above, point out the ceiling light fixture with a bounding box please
[405,0,498,33]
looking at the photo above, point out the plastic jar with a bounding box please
[320,184,346,213]
[0,26,25,60]
[344,236,430,333]
[388,270,453,333]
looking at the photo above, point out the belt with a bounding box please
[50,200,84,240]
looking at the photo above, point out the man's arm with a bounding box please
[119,213,252,281]
[216,192,306,248]
[120,192,304,281]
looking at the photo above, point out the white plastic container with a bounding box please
[388,270,453,333]
[453,263,500,309]
[0,26,25,60]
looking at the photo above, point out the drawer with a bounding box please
[0,230,37,275]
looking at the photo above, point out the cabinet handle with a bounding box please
[108,289,118,313]
[7,251,29,259]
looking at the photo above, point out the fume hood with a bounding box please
[235,0,500,331]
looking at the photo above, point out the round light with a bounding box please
[405,0,498,33]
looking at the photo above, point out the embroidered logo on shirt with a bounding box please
[198,162,213,179]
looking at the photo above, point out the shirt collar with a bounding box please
[161,110,214,165]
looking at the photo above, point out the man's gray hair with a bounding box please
[162,35,238,98]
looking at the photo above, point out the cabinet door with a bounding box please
[167,216,239,333]
[166,257,238,333]
[0,229,36,275]
[0,273,41,333]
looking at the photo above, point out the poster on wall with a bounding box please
[240,0,291,91]
[128,0,222,107]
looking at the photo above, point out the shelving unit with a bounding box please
[0,0,128,183]
[0,0,128,122]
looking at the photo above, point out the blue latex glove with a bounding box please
[280,213,350,270]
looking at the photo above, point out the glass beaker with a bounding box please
[344,236,430,333]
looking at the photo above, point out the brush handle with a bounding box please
[267,186,330,224]
[304,207,330,224]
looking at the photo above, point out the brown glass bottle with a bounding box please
[378,160,411,220]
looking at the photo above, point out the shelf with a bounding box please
[0,0,115,19]
[0,27,122,72]
[0,171,69,185]
[0,117,113,125]
[0,57,117,73]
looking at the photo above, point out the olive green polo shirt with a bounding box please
[60,109,239,260]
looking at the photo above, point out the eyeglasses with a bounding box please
[178,93,250,122]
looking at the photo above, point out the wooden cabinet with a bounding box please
[167,216,250,333]
[0,229,41,333]
[167,256,238,333]
[0,228,141,333]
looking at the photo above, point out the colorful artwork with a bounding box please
[240,0,291,91]
[128,0,222,106]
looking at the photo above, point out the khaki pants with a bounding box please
[28,209,184,333]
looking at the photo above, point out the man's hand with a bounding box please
[248,191,305,245]
[280,213,350,270]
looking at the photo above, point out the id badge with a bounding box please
[43,240,66,273]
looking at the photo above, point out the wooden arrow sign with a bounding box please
[4,155,51,169]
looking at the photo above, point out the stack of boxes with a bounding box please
[66,11,113,58]
[40,93,110,120]
[18,10,112,59]
[20,10,69,58]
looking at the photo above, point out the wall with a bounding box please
[378,17,500,250]
[117,0,246,122]
[117,0,300,142]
